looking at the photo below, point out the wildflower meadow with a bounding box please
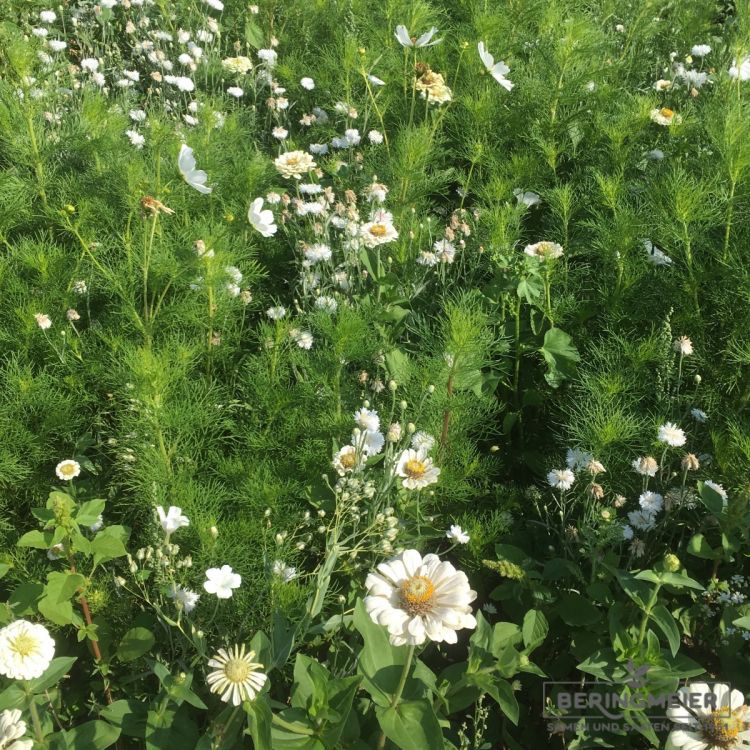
[1,0,750,748]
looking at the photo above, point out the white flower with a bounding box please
[394,25,441,48]
[632,456,659,477]
[638,491,664,514]
[300,77,315,90]
[129,109,146,122]
[673,336,693,355]
[207,645,267,706]
[647,149,665,160]
[360,210,399,248]
[314,296,337,313]
[446,525,470,544]
[704,480,728,505]
[368,130,384,144]
[156,505,190,535]
[524,241,563,260]
[691,408,708,423]
[0,708,32,750]
[691,44,711,56]
[222,56,253,74]
[547,469,575,490]
[434,239,456,263]
[292,330,313,349]
[368,74,386,86]
[80,58,99,72]
[333,445,361,474]
[650,107,682,126]
[257,48,278,66]
[248,197,277,237]
[32,28,48,38]
[0,620,55,680]
[658,422,686,447]
[729,57,750,81]
[417,251,438,267]
[514,189,541,207]
[165,75,195,92]
[411,431,435,452]
[628,509,656,531]
[126,129,145,149]
[364,549,476,646]
[477,42,513,91]
[55,459,80,481]
[272,560,297,582]
[48,40,67,52]
[203,565,241,598]
[275,150,316,180]
[354,407,380,431]
[395,449,440,490]
[167,584,200,612]
[203,0,224,10]
[39,10,57,23]
[35,313,52,330]
[622,524,634,541]
[643,239,673,266]
[266,306,286,320]
[89,515,104,533]
[566,448,593,470]
[272,126,288,139]
[309,143,329,155]
[178,144,212,194]
[665,682,750,750]
[227,86,244,98]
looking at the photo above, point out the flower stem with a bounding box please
[376,645,415,749]
[29,698,44,743]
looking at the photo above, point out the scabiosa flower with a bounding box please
[434,239,456,263]
[39,10,56,23]
[126,129,145,149]
[524,241,564,260]
[368,130,384,144]
[547,469,575,490]
[48,39,67,52]
[622,524,634,540]
[446,525,470,544]
[354,407,380,432]
[411,431,435,452]
[364,549,476,646]
[167,584,200,613]
[55,459,80,481]
[257,48,278,66]
[156,506,190,535]
[395,449,440,490]
[658,422,687,447]
[227,86,244,98]
[639,491,664,514]
[274,150,316,180]
[203,565,241,599]
[266,306,287,320]
[80,58,99,72]
[0,620,55,680]
[35,313,52,330]
[628,509,657,531]
[271,126,288,140]
[566,448,594,470]
[673,336,693,355]
[691,408,708,422]
[303,243,332,263]
[206,645,267,705]
[292,330,313,349]
[315,296,337,313]
[691,44,711,56]
[632,456,659,476]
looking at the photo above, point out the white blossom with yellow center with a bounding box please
[394,448,440,490]
[206,644,267,706]
[365,549,477,646]
[274,150,316,180]
[0,620,55,681]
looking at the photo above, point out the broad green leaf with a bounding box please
[27,656,77,693]
[39,572,86,626]
[522,609,548,650]
[100,699,148,739]
[686,534,719,560]
[697,481,725,516]
[649,605,681,657]
[556,592,602,626]
[16,530,54,549]
[63,720,120,749]
[92,525,129,566]
[116,627,155,662]
[375,699,444,750]
[540,327,580,387]
[75,499,106,526]
[732,615,750,630]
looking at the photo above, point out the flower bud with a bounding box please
[664,553,681,572]
[210,525,219,539]
[406,422,416,434]
[681,453,700,471]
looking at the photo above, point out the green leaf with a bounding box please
[540,327,580,388]
[16,530,54,549]
[244,18,265,48]
[75,499,106,526]
[686,534,719,560]
[8,582,44,615]
[556,592,602,626]
[63,720,120,749]
[517,272,543,304]
[732,615,750,630]
[649,605,681,657]
[385,349,410,382]
[0,684,25,711]
[116,627,156,662]
[38,572,86,626]
[27,656,77,693]
[697,481,726,516]
[522,609,548,650]
[92,525,129,566]
[375,699,444,750]
[100,700,148,739]
[659,572,704,591]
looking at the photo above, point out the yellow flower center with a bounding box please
[340,451,356,469]
[403,458,426,479]
[224,658,252,684]
[369,223,388,237]
[9,632,37,658]
[400,575,435,615]
[660,107,674,118]
[59,463,76,478]
[699,708,746,748]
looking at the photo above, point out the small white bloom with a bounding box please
[272,126,288,139]
[704,480,728,505]
[0,708,32,750]
[632,456,659,477]
[248,197,277,237]
[203,565,241,598]
[178,144,212,194]
[80,58,100,72]
[394,25,441,48]
[658,422,686,447]
[129,109,147,122]
[227,86,244,98]
[547,469,575,490]
[272,560,297,582]
[55,459,80,481]
[628,509,656,531]
[167,584,200,612]
[257,48,278,66]
[411,431,435,452]
[35,313,52,330]
[691,408,708,423]
[266,306,286,320]
[368,74,386,86]
[48,39,67,52]
[293,330,313,350]
[638,491,664,514]
[368,129,384,144]
[477,42,513,91]
[40,10,57,23]
[729,57,750,81]
[126,129,145,149]
[643,239,673,267]
[203,0,224,10]
[446,525,470,544]
[0,620,55,680]
[673,336,693,355]
[354,408,380,432]
[395,449,440,490]
[156,505,190,534]
[514,189,541,207]
[300,77,315,90]
[691,44,711,56]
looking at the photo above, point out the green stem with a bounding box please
[24,109,48,209]
[271,713,316,735]
[723,178,736,262]
[636,583,661,648]
[29,698,44,743]
[376,645,416,749]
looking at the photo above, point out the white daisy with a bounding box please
[206,645,267,706]
[394,449,440,490]
[55,459,80,481]
[658,422,687,447]
[650,107,682,126]
[360,210,399,248]
[203,565,241,599]
[547,469,575,491]
[0,620,55,680]
[446,525,470,544]
[364,549,476,646]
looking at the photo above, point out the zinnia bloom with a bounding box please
[524,241,564,260]
[0,620,55,680]
[274,151,316,180]
[206,644,267,705]
[365,549,476,646]
[650,107,682,126]
[0,708,32,750]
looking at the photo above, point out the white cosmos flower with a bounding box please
[394,25,441,48]
[364,549,476,646]
[206,644,267,706]
[55,459,80,481]
[644,239,673,267]
[156,505,190,534]
[203,565,241,599]
[0,620,55,680]
[167,584,200,612]
[547,469,575,490]
[446,525,470,544]
[0,708,32,750]
[178,144,212,194]
[395,449,440,490]
[665,682,750,750]
[729,57,750,81]
[477,42,513,91]
[248,197,277,237]
[368,74,386,86]
[658,422,686,447]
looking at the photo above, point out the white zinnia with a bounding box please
[203,565,242,599]
[658,422,686,447]
[0,708,32,750]
[206,644,267,705]
[274,150,316,180]
[547,469,575,490]
[156,505,190,534]
[0,620,55,680]
[55,459,80,481]
[364,549,476,646]
[248,197,277,237]
[394,449,440,490]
